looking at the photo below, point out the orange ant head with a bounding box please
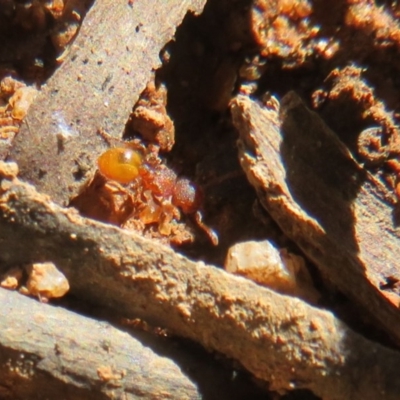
[97,147,143,184]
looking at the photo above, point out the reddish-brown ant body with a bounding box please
[96,144,218,245]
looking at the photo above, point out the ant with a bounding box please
[94,139,218,245]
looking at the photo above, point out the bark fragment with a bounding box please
[232,93,400,344]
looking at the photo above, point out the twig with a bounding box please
[8,0,207,206]
[0,288,201,400]
[1,168,400,399]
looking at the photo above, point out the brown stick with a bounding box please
[0,288,201,400]
[1,167,400,399]
[8,0,207,206]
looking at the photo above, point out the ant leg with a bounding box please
[194,211,219,246]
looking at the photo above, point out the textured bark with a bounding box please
[232,93,400,344]
[2,168,400,399]
[0,288,201,400]
[8,0,206,206]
